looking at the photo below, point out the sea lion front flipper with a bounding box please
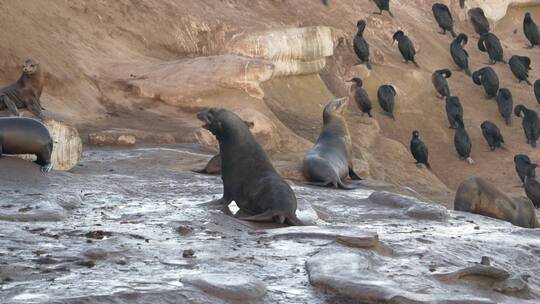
[349,167,363,180]
[1,94,21,117]
[202,197,231,208]
[25,97,44,119]
[40,163,53,173]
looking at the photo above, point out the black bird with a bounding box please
[372,0,393,17]
[534,79,540,105]
[469,8,490,35]
[349,78,372,117]
[459,0,465,9]
[432,3,456,37]
[509,55,532,85]
[410,130,430,169]
[514,104,540,147]
[524,174,540,208]
[432,69,452,99]
[515,154,537,184]
[496,88,513,125]
[480,121,504,151]
[454,115,473,164]
[322,0,329,5]
[445,96,463,129]
[478,33,505,64]
[472,67,499,99]
[393,31,418,67]
[377,84,397,120]
[524,12,540,48]
[353,20,371,69]
[451,34,471,75]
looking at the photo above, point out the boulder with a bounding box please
[181,273,266,300]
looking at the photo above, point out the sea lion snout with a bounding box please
[22,59,38,74]
[196,110,213,130]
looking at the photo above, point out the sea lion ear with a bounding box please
[243,120,255,129]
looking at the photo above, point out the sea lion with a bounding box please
[515,154,537,184]
[445,96,463,129]
[0,59,45,119]
[524,174,540,208]
[454,176,540,228]
[372,0,393,17]
[192,154,222,175]
[196,108,302,225]
[496,88,513,126]
[472,67,499,99]
[349,78,372,117]
[535,80,540,105]
[393,31,418,67]
[410,130,430,169]
[514,104,540,147]
[509,55,532,85]
[480,120,504,151]
[353,20,371,70]
[377,84,396,120]
[432,69,452,99]
[302,97,363,190]
[478,33,505,64]
[454,115,473,164]
[524,12,540,48]
[432,3,456,37]
[451,33,471,76]
[0,117,53,172]
[468,8,490,35]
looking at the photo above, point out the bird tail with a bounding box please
[426,162,432,170]
[451,30,457,38]
[464,67,471,76]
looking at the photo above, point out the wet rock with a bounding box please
[182,249,195,258]
[259,226,379,248]
[295,200,320,225]
[181,273,266,300]
[84,230,113,240]
[82,248,111,260]
[0,201,66,222]
[369,191,449,220]
[434,264,510,282]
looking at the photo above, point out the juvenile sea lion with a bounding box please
[514,104,540,147]
[377,84,396,120]
[468,8,490,35]
[535,80,540,105]
[0,59,45,119]
[524,175,540,208]
[454,176,540,228]
[451,33,471,75]
[509,55,532,85]
[454,115,473,164]
[196,108,302,225]
[410,130,430,169]
[372,0,393,17]
[432,3,456,37]
[478,33,505,64]
[515,154,537,183]
[480,120,504,151]
[353,20,371,70]
[472,67,499,99]
[496,88,513,125]
[349,78,372,117]
[0,117,53,172]
[524,12,540,48]
[445,96,463,129]
[393,31,418,67]
[192,154,222,175]
[432,69,452,99]
[302,97,363,190]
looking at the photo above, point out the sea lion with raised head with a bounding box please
[0,59,45,119]
[432,3,456,37]
[302,97,363,190]
[196,108,303,225]
[496,88,513,125]
[514,104,540,147]
[455,176,540,228]
[0,117,53,172]
[451,34,471,76]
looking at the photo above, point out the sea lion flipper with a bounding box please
[40,163,53,173]
[202,197,231,208]
[1,94,20,117]
[349,167,363,180]
[238,210,305,226]
[337,180,361,190]
[25,97,44,119]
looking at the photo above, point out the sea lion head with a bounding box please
[22,58,39,75]
[323,97,348,122]
[197,108,254,140]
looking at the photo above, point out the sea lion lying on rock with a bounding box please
[197,108,303,226]
[454,176,539,228]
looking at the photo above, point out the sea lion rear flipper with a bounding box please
[238,210,305,226]
[338,180,361,190]
[306,181,334,188]
[349,167,363,180]
[1,94,20,117]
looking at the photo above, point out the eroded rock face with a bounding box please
[466,0,540,21]
[181,273,267,300]
[368,191,449,220]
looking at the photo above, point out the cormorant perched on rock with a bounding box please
[480,121,504,151]
[515,154,537,184]
[496,88,513,126]
[432,3,456,37]
[454,115,474,164]
[515,104,540,147]
[509,55,532,85]
[524,12,540,48]
[410,130,430,169]
[445,96,463,129]
[393,31,418,67]
[349,78,372,117]
[372,0,393,17]
[432,69,452,98]
[472,67,499,99]
[353,20,371,69]
[451,34,471,75]
[469,8,490,35]
[377,85,397,120]
[478,33,505,64]
[524,175,540,208]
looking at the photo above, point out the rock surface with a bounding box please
[181,273,267,300]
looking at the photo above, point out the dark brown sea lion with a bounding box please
[0,117,53,172]
[192,154,222,175]
[0,59,45,119]
[302,97,363,190]
[196,108,303,226]
[454,176,540,228]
